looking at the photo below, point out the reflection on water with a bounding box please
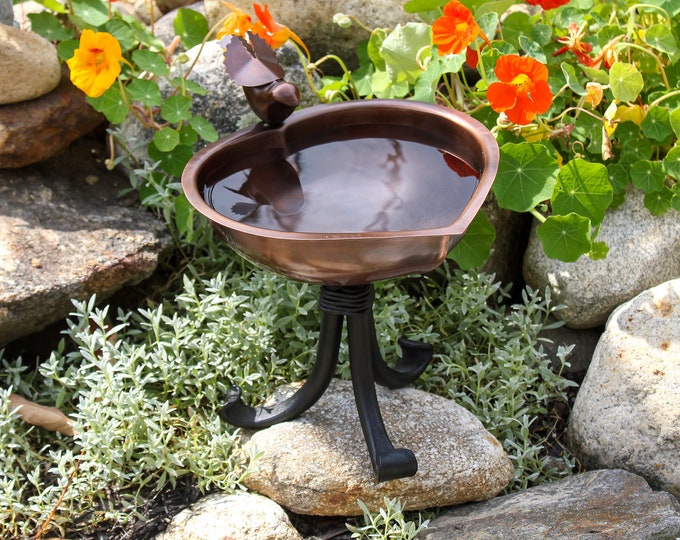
[205,138,479,233]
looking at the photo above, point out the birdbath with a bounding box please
[181,35,499,482]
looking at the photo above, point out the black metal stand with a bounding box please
[219,284,433,482]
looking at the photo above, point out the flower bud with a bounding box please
[333,13,352,28]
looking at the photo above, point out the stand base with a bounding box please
[219,284,433,482]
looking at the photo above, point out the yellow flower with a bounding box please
[67,30,122,98]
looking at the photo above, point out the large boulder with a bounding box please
[424,469,680,539]
[203,0,419,68]
[523,186,680,329]
[0,136,173,346]
[240,379,513,516]
[568,278,680,497]
[0,23,61,105]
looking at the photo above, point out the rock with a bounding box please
[523,186,680,329]
[0,66,105,168]
[567,278,680,497]
[1,0,13,26]
[12,1,44,31]
[204,0,419,68]
[120,39,317,167]
[132,0,162,25]
[423,469,680,539]
[0,136,173,347]
[155,0,196,14]
[155,492,303,540]
[0,23,61,104]
[240,379,513,516]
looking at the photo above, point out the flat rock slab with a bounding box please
[241,379,513,516]
[424,469,680,539]
[0,137,172,346]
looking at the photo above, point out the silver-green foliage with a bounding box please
[0,262,575,538]
[346,497,432,539]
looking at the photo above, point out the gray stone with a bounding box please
[424,469,680,539]
[523,186,680,329]
[204,0,419,69]
[240,379,513,516]
[568,278,680,497]
[0,137,172,347]
[12,1,44,31]
[120,39,317,167]
[155,0,196,15]
[0,23,61,104]
[155,492,302,540]
[0,0,13,26]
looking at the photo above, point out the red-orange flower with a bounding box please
[432,0,487,56]
[525,0,570,9]
[552,22,595,66]
[487,55,553,125]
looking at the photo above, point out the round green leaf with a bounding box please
[174,8,209,49]
[148,142,193,176]
[644,24,679,56]
[493,143,559,212]
[609,62,644,102]
[87,85,128,124]
[552,158,613,225]
[126,79,162,107]
[606,163,629,193]
[102,18,138,52]
[190,116,219,143]
[630,160,666,193]
[70,0,109,26]
[536,213,592,262]
[641,106,673,142]
[28,12,74,41]
[644,187,674,216]
[670,108,680,138]
[153,127,180,152]
[662,145,680,180]
[161,95,192,124]
[132,49,170,76]
[447,211,496,270]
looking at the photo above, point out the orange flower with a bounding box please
[525,0,570,9]
[217,3,253,39]
[432,0,487,56]
[67,30,122,98]
[487,55,553,125]
[552,22,595,66]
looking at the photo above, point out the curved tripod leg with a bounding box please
[369,312,433,390]
[348,310,418,482]
[219,310,343,429]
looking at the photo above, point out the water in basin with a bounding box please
[204,137,479,234]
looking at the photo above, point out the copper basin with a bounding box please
[181,100,499,285]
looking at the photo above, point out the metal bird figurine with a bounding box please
[221,31,300,126]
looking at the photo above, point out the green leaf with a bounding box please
[28,12,74,41]
[102,18,138,52]
[189,116,218,143]
[380,23,432,84]
[174,192,194,238]
[616,122,654,165]
[560,62,587,96]
[536,213,592,262]
[493,143,559,212]
[552,159,612,224]
[370,70,409,98]
[474,0,515,18]
[87,85,128,124]
[124,15,167,51]
[153,127,180,152]
[641,106,673,142]
[148,141,193,176]
[497,11,531,50]
[669,107,680,138]
[580,65,609,84]
[448,211,496,270]
[57,39,79,62]
[174,8,209,49]
[70,0,109,26]
[367,29,388,71]
[132,49,170,76]
[644,187,674,215]
[644,24,679,56]
[609,62,644,102]
[476,12,500,44]
[169,77,208,96]
[179,125,199,146]
[404,0,445,12]
[630,160,666,192]
[126,79,162,107]
[519,36,546,64]
[531,24,553,47]
[588,240,609,260]
[161,95,192,123]
[606,163,629,193]
[663,145,680,179]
